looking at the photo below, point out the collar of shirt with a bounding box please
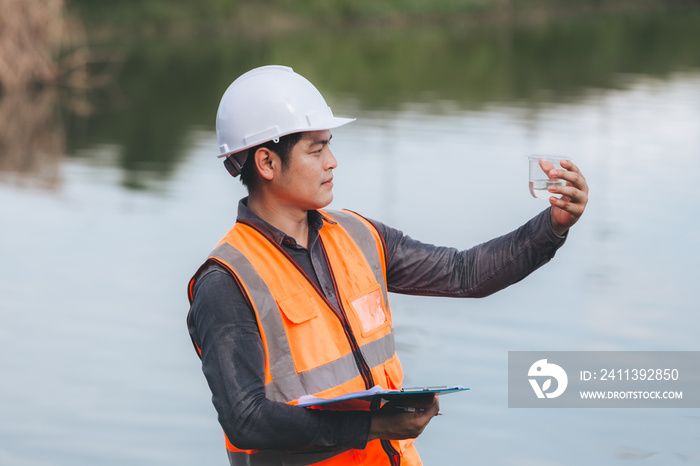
[236,197,337,249]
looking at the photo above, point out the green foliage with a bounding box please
[70,0,239,26]
[63,9,700,189]
[68,0,700,30]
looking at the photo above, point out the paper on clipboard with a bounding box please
[297,385,468,408]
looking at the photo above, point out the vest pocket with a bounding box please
[276,290,344,372]
[276,290,318,324]
[347,285,390,338]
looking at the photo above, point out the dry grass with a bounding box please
[0,0,120,189]
[0,0,64,189]
[0,0,65,92]
[0,88,64,189]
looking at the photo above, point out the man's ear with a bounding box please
[254,147,277,181]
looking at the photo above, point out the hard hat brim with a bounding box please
[217,116,355,159]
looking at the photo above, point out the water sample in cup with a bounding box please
[528,155,568,199]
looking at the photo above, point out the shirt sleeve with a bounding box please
[187,264,371,452]
[370,207,566,297]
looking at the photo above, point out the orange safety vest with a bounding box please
[188,210,422,466]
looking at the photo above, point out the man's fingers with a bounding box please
[549,195,583,213]
[538,159,556,178]
[391,394,439,417]
[558,161,589,191]
[539,159,587,190]
[560,159,581,174]
[548,168,588,193]
[371,394,441,441]
[546,159,589,234]
[548,184,579,200]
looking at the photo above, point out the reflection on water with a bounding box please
[2,9,700,466]
[45,10,700,189]
[0,90,64,190]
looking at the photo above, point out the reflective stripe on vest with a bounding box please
[328,210,389,318]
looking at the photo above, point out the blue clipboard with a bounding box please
[297,385,468,408]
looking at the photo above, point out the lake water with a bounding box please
[1,11,700,466]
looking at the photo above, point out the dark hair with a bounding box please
[239,132,303,190]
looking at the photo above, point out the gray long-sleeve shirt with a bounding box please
[187,199,566,453]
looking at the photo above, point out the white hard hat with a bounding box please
[215,65,354,173]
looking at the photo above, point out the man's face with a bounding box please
[270,129,337,211]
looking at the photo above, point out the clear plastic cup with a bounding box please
[528,155,569,199]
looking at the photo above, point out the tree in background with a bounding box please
[0,0,65,92]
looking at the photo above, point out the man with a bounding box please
[187,65,588,465]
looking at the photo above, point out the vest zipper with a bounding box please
[320,239,400,466]
[318,238,376,389]
[381,439,401,466]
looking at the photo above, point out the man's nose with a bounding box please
[325,150,338,170]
